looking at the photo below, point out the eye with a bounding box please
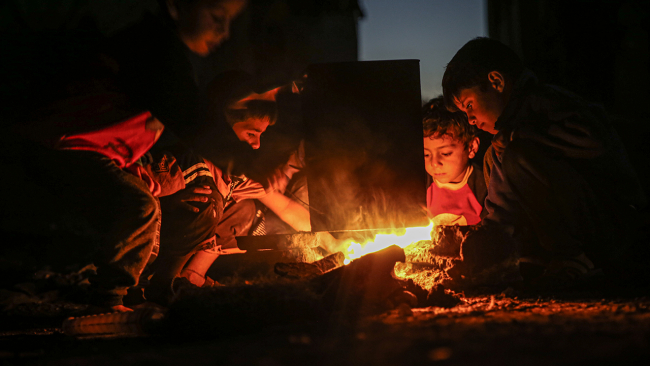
[247,133,256,138]
[441,152,452,157]
[466,102,472,110]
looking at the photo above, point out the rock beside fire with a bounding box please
[395,225,521,294]
[442,225,522,291]
[431,225,479,258]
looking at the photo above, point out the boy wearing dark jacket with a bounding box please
[442,37,646,287]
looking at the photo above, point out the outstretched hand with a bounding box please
[266,141,306,194]
[266,169,290,194]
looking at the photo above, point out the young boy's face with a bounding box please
[172,0,246,56]
[231,118,269,149]
[424,134,478,184]
[453,72,509,135]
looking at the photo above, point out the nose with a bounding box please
[432,155,442,167]
[249,136,260,149]
[466,113,477,125]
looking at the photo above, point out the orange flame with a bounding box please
[343,220,436,265]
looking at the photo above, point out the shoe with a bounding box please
[531,252,603,290]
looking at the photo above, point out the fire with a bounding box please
[343,220,436,265]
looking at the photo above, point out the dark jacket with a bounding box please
[483,70,646,233]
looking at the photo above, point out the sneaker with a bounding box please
[531,252,603,290]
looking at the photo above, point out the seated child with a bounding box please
[143,74,310,301]
[14,51,163,312]
[442,37,646,285]
[423,97,486,227]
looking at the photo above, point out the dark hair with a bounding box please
[225,99,278,126]
[206,70,277,126]
[422,96,478,147]
[442,37,524,111]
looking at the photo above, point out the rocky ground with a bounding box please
[1,273,649,365]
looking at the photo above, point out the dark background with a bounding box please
[0,0,648,203]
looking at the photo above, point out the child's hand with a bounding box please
[266,169,290,194]
[167,185,214,213]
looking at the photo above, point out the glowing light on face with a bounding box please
[424,134,476,184]
[231,118,269,149]
[174,0,246,56]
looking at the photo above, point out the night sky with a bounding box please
[359,0,487,102]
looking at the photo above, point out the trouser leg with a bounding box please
[40,149,159,307]
[180,199,256,285]
[146,176,223,303]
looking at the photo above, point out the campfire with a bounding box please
[342,220,436,264]
[62,60,474,337]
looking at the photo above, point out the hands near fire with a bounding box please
[266,140,305,194]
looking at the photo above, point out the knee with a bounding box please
[232,199,256,225]
[219,199,256,235]
[121,184,160,227]
[237,199,256,218]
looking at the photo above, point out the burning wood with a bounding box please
[274,252,345,279]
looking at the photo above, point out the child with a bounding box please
[13,51,163,312]
[422,97,486,227]
[110,0,249,172]
[143,75,310,302]
[442,37,646,286]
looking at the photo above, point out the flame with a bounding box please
[343,220,436,265]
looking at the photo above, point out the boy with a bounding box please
[442,37,646,286]
[143,75,310,301]
[423,97,486,227]
[110,0,251,174]
[6,0,248,311]
[13,52,164,312]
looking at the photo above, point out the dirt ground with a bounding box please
[1,292,649,366]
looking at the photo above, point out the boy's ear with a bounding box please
[468,137,480,159]
[487,71,506,93]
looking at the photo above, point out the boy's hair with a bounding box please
[206,70,278,127]
[423,96,478,147]
[225,99,278,127]
[442,37,524,111]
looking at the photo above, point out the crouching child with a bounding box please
[442,37,647,288]
[422,96,486,227]
[143,74,311,303]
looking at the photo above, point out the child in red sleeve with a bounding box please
[423,97,486,227]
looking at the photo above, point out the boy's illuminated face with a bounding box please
[171,0,246,56]
[424,134,479,184]
[453,71,509,135]
[231,118,269,149]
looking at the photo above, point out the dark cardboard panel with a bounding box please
[302,60,428,231]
